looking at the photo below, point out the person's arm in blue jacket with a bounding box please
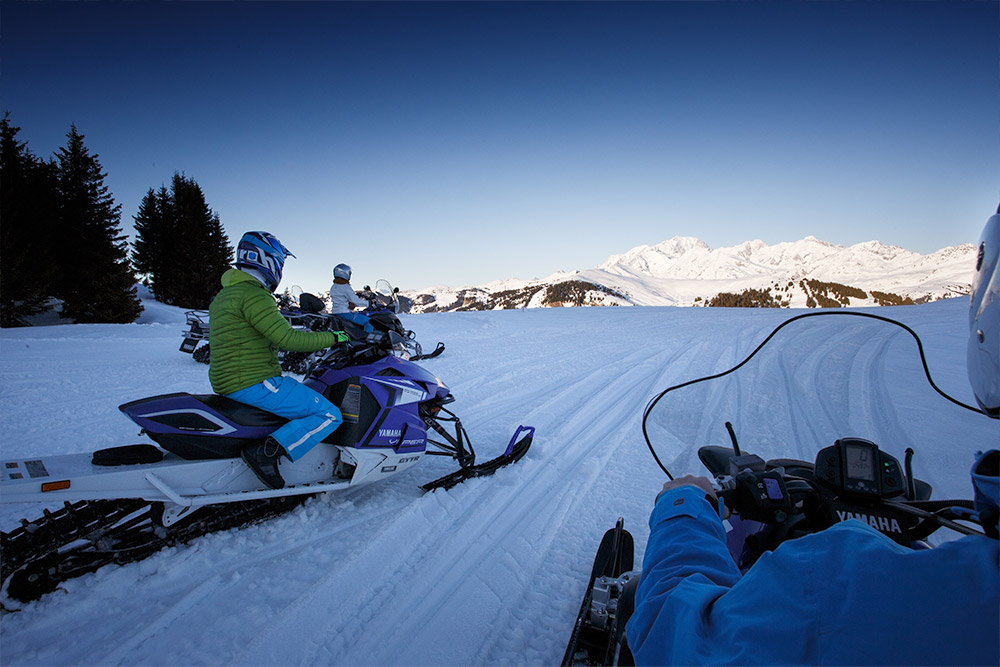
[625,473,1000,666]
[625,476,742,664]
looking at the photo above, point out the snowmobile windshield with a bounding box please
[642,312,999,502]
[375,279,394,296]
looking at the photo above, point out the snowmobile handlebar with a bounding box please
[701,439,992,553]
[314,329,400,368]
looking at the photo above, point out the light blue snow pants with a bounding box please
[227,376,342,462]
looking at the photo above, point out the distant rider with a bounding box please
[209,231,349,490]
[329,263,367,314]
[626,210,1000,665]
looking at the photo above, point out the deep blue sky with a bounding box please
[3,1,998,292]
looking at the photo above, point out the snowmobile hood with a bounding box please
[370,354,449,398]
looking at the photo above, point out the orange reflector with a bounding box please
[41,480,71,492]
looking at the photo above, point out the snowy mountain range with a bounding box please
[402,236,976,312]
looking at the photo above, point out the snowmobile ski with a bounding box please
[410,342,445,362]
[420,425,533,492]
[562,518,637,666]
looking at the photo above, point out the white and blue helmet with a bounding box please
[235,231,295,292]
[968,208,999,417]
[333,263,352,281]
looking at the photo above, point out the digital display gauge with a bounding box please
[844,443,875,482]
[815,437,906,499]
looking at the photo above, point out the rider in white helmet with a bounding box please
[329,263,366,315]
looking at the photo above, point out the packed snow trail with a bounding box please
[0,298,992,666]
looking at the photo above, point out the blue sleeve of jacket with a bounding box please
[625,485,742,665]
[625,486,1000,666]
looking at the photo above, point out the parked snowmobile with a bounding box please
[563,311,998,666]
[179,286,336,372]
[179,307,328,372]
[352,279,445,362]
[180,281,443,370]
[1,326,532,605]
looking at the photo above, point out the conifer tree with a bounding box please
[131,186,172,300]
[54,125,142,323]
[167,173,231,307]
[0,113,59,326]
[131,173,231,308]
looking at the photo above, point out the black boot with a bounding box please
[242,437,285,490]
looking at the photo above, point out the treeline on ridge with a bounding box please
[707,279,914,309]
[413,280,626,312]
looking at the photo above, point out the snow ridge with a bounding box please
[406,236,975,312]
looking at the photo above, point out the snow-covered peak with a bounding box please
[404,235,976,312]
[596,236,963,283]
[599,236,708,274]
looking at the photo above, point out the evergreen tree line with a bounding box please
[131,174,232,308]
[1,113,233,327]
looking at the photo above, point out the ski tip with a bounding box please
[504,425,535,457]
[419,426,535,493]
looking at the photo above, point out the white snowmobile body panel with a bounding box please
[0,443,423,506]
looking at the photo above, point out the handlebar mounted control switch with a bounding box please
[731,468,794,524]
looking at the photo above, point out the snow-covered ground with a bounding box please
[0,296,996,666]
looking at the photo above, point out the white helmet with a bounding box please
[333,263,352,281]
[968,208,999,417]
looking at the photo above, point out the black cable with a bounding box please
[642,310,989,479]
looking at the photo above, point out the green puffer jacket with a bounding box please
[208,269,345,394]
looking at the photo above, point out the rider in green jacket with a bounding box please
[209,231,348,489]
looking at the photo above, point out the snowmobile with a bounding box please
[351,279,445,362]
[0,325,532,605]
[563,311,999,666]
[178,306,329,371]
[180,281,443,371]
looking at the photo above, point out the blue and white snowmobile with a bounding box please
[1,325,530,604]
[563,311,998,666]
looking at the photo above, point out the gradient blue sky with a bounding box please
[3,1,998,292]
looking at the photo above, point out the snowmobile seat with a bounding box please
[299,292,325,314]
[327,314,369,340]
[157,394,290,460]
[192,394,289,428]
[119,393,289,460]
